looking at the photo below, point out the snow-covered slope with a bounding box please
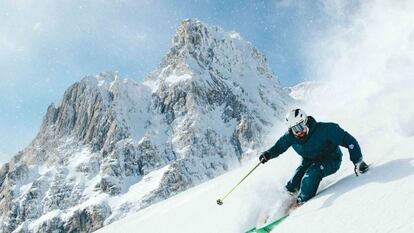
[0,19,292,233]
[96,140,414,233]
[97,2,414,233]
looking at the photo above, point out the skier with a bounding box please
[259,109,369,209]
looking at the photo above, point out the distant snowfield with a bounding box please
[97,1,414,233]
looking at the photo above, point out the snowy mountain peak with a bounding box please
[171,19,242,59]
[146,19,276,88]
[173,19,244,51]
[172,19,214,52]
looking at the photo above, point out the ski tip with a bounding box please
[245,214,290,233]
[245,227,258,233]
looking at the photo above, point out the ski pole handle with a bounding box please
[217,161,262,205]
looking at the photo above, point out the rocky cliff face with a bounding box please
[0,19,292,233]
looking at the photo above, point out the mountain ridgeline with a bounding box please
[0,19,293,232]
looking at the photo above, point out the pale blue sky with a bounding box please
[0,0,357,162]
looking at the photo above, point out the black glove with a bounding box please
[354,161,369,176]
[259,151,271,164]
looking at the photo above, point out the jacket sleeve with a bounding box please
[266,132,293,159]
[328,123,363,164]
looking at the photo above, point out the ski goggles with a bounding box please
[290,121,307,134]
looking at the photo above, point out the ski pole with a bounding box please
[217,161,262,205]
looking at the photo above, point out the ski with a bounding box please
[245,214,289,233]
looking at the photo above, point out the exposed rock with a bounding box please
[64,204,111,233]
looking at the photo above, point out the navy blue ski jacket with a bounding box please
[266,116,363,164]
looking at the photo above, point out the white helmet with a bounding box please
[286,109,308,128]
